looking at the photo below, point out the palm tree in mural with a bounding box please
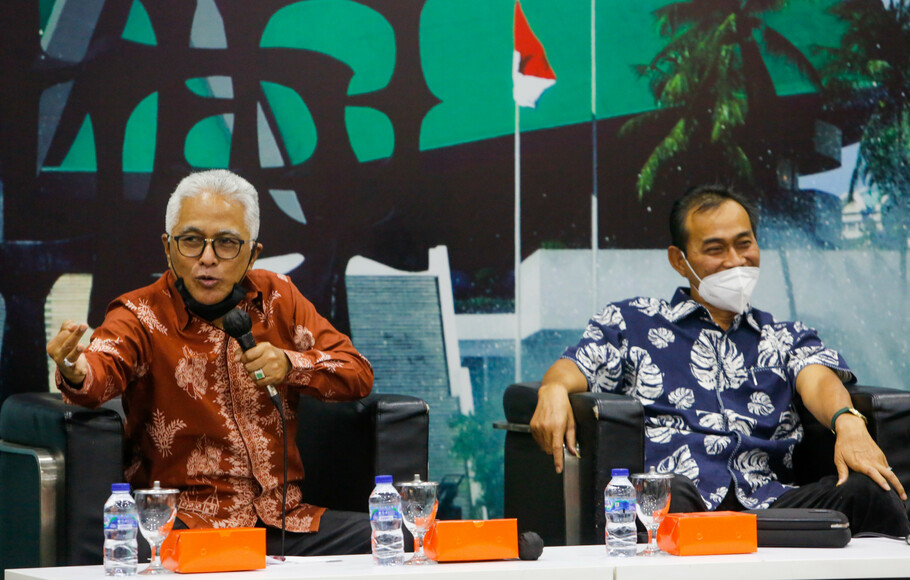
[815,0,910,243]
[621,0,821,197]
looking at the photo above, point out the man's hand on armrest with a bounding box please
[529,359,588,474]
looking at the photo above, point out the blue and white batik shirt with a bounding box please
[563,287,855,510]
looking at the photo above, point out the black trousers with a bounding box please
[174,510,414,557]
[667,473,910,537]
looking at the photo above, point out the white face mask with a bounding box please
[682,255,760,314]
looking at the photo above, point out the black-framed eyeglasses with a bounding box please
[170,234,250,260]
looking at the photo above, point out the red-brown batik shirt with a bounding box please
[57,269,373,532]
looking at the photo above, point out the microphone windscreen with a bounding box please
[222,309,256,351]
[518,531,544,561]
[222,309,252,337]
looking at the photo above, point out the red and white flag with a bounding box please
[512,1,556,108]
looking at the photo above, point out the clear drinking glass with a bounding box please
[630,467,673,556]
[396,474,439,565]
[134,481,179,575]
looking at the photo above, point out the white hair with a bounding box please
[165,169,260,239]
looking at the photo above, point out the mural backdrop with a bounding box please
[1,0,908,517]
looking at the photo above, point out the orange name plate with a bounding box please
[423,519,519,562]
[656,511,757,556]
[160,527,266,573]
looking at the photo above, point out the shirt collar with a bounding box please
[666,286,761,332]
[167,270,264,330]
[742,310,762,333]
[667,287,706,323]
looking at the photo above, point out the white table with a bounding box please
[6,539,910,580]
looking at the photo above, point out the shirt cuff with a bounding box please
[283,349,316,386]
[54,367,85,390]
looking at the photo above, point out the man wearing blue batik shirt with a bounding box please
[530,185,910,536]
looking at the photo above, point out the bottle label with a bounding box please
[370,506,401,522]
[104,515,138,530]
[607,499,635,514]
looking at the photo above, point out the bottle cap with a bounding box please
[375,475,393,484]
[111,483,131,492]
[611,468,629,477]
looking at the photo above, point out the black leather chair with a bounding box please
[0,391,429,570]
[499,381,910,547]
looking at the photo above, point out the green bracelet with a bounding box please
[830,406,867,434]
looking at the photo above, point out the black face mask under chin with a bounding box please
[174,277,247,322]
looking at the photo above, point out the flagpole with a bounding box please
[590,0,599,317]
[512,0,555,384]
[514,103,522,383]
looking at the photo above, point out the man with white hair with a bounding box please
[46,169,376,555]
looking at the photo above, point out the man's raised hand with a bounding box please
[46,320,89,384]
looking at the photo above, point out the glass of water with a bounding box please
[630,467,672,556]
[134,481,179,574]
[396,474,439,565]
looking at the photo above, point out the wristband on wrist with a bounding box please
[830,406,867,434]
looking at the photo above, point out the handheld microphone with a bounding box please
[222,309,280,404]
[222,308,288,558]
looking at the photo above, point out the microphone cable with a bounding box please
[274,391,287,559]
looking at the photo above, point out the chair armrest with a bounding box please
[570,391,645,545]
[502,382,543,425]
[501,382,565,545]
[0,392,124,567]
[369,394,430,482]
[295,393,428,513]
[501,382,645,546]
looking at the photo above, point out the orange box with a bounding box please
[423,519,519,562]
[656,511,757,556]
[160,527,266,573]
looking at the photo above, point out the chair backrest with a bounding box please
[296,393,430,512]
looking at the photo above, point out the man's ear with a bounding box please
[246,242,263,272]
[161,234,172,269]
[667,246,689,279]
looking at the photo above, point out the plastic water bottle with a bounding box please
[604,468,638,557]
[369,475,404,565]
[103,483,138,576]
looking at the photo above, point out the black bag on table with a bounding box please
[745,508,851,548]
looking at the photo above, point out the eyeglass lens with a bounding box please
[175,236,244,259]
